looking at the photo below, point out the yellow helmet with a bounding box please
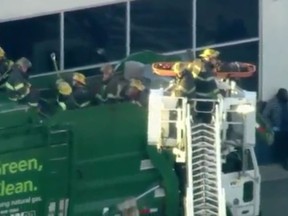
[130,79,145,91]
[56,79,72,95]
[199,48,220,58]
[0,47,5,58]
[73,72,86,85]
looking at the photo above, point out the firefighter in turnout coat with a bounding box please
[0,46,14,88]
[96,64,129,103]
[56,73,91,110]
[5,57,41,107]
[195,48,221,123]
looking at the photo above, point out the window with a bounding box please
[0,14,60,74]
[196,42,259,91]
[196,0,259,47]
[243,181,254,202]
[64,3,126,69]
[222,148,254,173]
[130,0,193,53]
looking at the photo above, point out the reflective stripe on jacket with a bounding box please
[57,87,91,110]
[173,70,196,99]
[195,62,219,99]
[5,82,30,101]
[0,59,13,84]
[5,67,30,101]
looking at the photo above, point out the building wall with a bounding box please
[0,0,259,94]
[260,0,288,101]
[0,0,127,22]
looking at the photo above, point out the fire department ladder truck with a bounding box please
[148,89,226,216]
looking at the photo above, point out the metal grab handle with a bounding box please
[50,52,61,78]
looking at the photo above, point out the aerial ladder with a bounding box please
[186,98,226,216]
[147,89,226,216]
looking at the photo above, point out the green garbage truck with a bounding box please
[0,51,265,216]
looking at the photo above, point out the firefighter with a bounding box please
[5,57,40,107]
[0,46,14,88]
[67,72,87,88]
[56,80,72,110]
[96,64,128,103]
[71,72,92,106]
[95,64,114,102]
[163,68,196,139]
[172,68,196,99]
[195,48,221,123]
[125,79,147,106]
[56,76,91,111]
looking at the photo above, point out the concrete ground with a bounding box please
[260,164,288,216]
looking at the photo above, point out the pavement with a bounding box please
[260,164,288,216]
[260,164,288,182]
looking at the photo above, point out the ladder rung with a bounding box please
[194,202,218,210]
[188,108,222,216]
[192,167,217,173]
[192,147,215,154]
[192,131,216,137]
[192,137,215,143]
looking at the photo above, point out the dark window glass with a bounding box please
[243,181,254,202]
[196,0,258,47]
[0,14,60,74]
[64,3,126,69]
[196,42,259,91]
[131,0,193,53]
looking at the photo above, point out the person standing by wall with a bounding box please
[263,88,288,170]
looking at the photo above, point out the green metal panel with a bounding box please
[0,121,70,216]
[0,99,180,215]
[0,50,184,215]
[0,147,46,215]
[0,50,262,215]
[50,104,174,215]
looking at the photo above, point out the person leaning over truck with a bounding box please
[0,46,14,89]
[125,78,147,107]
[95,64,114,102]
[56,77,91,111]
[66,72,87,89]
[95,64,129,104]
[5,57,40,107]
[72,72,92,105]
